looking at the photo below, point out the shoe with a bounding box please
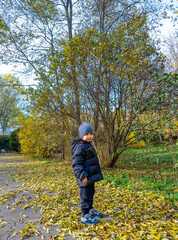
[89,207,104,219]
[81,213,99,225]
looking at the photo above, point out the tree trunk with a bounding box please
[63,0,81,125]
[108,153,119,168]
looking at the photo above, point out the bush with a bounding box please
[0,135,10,151]
[9,129,20,152]
[18,114,70,158]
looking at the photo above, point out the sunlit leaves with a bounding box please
[20,223,40,238]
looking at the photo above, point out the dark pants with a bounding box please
[80,183,95,215]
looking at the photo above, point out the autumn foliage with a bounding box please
[18,114,70,158]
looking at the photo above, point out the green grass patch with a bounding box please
[104,173,132,187]
[33,156,54,163]
[117,145,177,170]
[104,145,178,208]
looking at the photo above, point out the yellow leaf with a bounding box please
[12,230,18,237]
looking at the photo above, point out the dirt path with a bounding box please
[0,153,73,240]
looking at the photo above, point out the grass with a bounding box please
[103,144,178,208]
[119,145,176,167]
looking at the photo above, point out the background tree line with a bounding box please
[0,0,177,167]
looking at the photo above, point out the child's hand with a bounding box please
[82,177,87,183]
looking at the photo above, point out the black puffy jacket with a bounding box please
[71,138,103,187]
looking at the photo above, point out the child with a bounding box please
[71,122,104,225]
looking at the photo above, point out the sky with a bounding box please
[0,0,177,84]
[159,0,177,37]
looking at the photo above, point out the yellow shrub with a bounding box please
[18,114,69,157]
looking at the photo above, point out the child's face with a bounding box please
[82,132,93,142]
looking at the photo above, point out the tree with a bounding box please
[9,128,20,151]
[0,0,175,166]
[63,13,165,166]
[0,0,83,124]
[0,74,22,135]
[150,72,178,145]
[0,17,9,44]
[0,0,170,125]
[165,31,178,71]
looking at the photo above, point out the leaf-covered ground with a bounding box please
[0,153,177,240]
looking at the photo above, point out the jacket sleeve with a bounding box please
[72,146,88,181]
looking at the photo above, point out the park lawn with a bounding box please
[0,145,177,239]
[104,145,177,206]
